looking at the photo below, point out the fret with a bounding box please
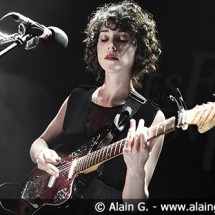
[76,159,81,172]
[77,117,176,172]
[104,147,108,158]
[79,159,83,172]
[99,149,103,163]
[110,144,114,157]
[83,154,87,169]
[92,151,97,166]
[113,143,117,155]
[83,156,88,170]
[148,117,176,141]
[97,148,103,163]
[86,154,91,169]
[101,147,105,162]
[93,150,98,166]
[87,153,96,166]
[83,157,88,170]
[106,147,111,159]
[91,151,97,166]
[119,140,124,154]
[81,152,93,170]
[103,148,107,160]
[87,154,92,168]
[116,140,122,155]
[88,153,94,167]
[80,158,84,171]
[80,155,86,171]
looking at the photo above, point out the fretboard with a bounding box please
[76,116,176,172]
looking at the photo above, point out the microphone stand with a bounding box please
[0,22,37,58]
[0,33,31,58]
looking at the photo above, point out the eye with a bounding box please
[100,38,108,42]
[118,34,130,43]
[99,34,108,42]
[119,37,128,42]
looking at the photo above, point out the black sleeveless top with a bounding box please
[62,86,159,197]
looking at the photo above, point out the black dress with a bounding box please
[58,86,159,214]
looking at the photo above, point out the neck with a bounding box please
[95,81,134,107]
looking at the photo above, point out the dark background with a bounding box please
[0,0,215,203]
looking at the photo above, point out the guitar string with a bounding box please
[55,118,169,172]
[26,122,172,190]
[24,107,215,193]
[40,120,171,176]
[26,140,125,191]
[24,126,164,188]
[56,138,125,172]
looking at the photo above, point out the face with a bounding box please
[97,23,137,75]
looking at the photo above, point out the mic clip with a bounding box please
[15,23,41,50]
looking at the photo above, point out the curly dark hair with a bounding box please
[83,0,161,89]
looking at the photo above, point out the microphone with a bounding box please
[3,12,68,48]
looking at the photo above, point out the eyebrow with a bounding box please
[100,29,108,33]
[99,29,128,34]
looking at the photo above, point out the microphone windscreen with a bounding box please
[48,26,68,48]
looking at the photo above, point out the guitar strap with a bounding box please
[63,86,147,139]
[113,90,147,131]
[124,90,148,114]
[92,90,147,176]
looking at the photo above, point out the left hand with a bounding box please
[123,119,150,177]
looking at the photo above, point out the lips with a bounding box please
[105,54,118,60]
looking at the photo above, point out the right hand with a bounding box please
[36,148,61,177]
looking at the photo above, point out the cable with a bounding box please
[0,182,20,215]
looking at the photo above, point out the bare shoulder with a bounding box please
[148,109,165,151]
[151,109,165,125]
[40,96,69,142]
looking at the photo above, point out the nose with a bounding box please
[108,43,116,51]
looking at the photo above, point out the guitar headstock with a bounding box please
[168,89,215,133]
[181,102,215,133]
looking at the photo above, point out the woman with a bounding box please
[29,0,165,213]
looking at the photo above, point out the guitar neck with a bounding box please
[76,116,177,172]
[147,116,176,141]
[70,101,215,174]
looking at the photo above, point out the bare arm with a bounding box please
[29,97,69,177]
[122,110,165,202]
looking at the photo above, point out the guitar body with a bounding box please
[16,145,88,215]
[16,123,118,215]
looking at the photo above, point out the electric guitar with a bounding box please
[16,101,215,215]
